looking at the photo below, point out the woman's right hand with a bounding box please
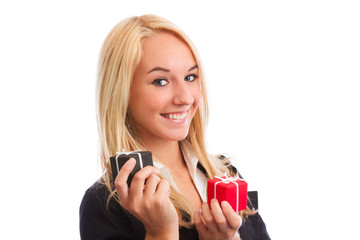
[115,158,179,240]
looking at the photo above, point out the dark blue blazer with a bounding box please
[80,161,271,240]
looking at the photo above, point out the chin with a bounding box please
[164,130,189,142]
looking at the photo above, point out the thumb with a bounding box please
[194,210,206,233]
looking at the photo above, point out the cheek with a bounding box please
[192,86,202,109]
[130,89,167,114]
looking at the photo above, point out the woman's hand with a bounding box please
[194,198,242,240]
[115,158,179,239]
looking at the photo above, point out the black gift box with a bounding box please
[110,151,153,187]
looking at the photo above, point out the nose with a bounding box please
[172,81,194,106]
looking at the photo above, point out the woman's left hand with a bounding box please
[194,199,242,240]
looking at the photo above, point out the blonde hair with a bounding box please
[96,14,255,228]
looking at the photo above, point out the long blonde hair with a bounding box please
[96,14,254,228]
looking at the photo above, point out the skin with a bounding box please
[115,32,242,240]
[115,159,178,240]
[129,32,201,146]
[194,200,242,240]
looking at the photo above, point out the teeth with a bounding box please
[162,112,187,120]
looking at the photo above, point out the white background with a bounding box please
[1,0,359,239]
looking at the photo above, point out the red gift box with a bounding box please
[207,175,248,212]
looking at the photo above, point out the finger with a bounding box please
[194,210,206,234]
[210,198,229,230]
[154,179,170,199]
[115,158,136,201]
[200,202,219,232]
[221,201,242,229]
[130,166,160,197]
[143,173,161,198]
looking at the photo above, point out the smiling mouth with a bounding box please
[160,112,188,120]
[160,107,192,120]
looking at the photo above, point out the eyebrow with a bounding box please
[147,67,170,74]
[146,65,198,74]
[188,65,198,71]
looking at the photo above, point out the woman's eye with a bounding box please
[185,74,198,82]
[152,79,168,86]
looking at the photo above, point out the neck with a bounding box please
[142,138,184,167]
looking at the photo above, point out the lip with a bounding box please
[160,107,192,123]
[160,107,192,115]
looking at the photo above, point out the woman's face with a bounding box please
[128,32,201,144]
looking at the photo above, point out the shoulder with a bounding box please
[79,181,139,240]
[240,212,271,240]
[80,181,119,217]
[80,181,107,209]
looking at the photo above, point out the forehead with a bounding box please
[138,32,196,71]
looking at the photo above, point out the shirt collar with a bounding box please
[179,140,199,181]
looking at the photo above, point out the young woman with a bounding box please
[80,14,270,240]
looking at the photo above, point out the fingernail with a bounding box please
[127,158,136,165]
[211,198,217,204]
[221,201,228,208]
[199,209,202,216]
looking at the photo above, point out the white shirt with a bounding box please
[152,140,208,202]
